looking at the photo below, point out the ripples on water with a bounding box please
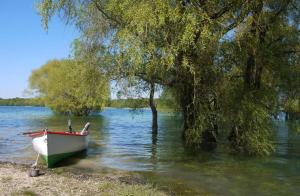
[0,106,299,195]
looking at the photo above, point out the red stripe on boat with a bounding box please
[28,131,88,137]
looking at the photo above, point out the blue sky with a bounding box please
[0,0,78,98]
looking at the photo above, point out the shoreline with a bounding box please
[0,161,166,196]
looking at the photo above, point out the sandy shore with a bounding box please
[0,162,166,196]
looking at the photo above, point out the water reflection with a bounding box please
[0,106,300,195]
[150,132,158,170]
[276,121,289,156]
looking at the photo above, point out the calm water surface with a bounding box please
[0,106,299,195]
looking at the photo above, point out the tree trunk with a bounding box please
[229,1,266,152]
[244,49,256,90]
[180,82,195,139]
[149,82,158,134]
[180,80,218,150]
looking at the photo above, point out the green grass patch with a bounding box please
[97,181,165,196]
[12,189,37,196]
[21,190,37,196]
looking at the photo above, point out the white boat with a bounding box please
[27,123,90,168]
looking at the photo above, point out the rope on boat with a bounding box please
[31,130,47,168]
[29,153,40,177]
[28,130,46,177]
[32,153,40,168]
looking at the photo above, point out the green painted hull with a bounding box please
[42,150,86,168]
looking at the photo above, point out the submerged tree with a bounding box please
[29,59,109,116]
[36,0,299,155]
[218,0,300,155]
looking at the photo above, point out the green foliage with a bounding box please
[29,59,109,116]
[284,99,299,114]
[36,0,300,155]
[227,94,275,155]
[284,98,300,120]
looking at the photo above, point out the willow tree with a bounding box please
[37,0,299,155]
[217,0,300,155]
[29,59,109,116]
[37,0,241,145]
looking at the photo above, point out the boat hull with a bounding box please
[30,131,88,168]
[42,149,86,168]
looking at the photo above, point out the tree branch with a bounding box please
[222,1,250,33]
[92,0,122,25]
[192,0,234,20]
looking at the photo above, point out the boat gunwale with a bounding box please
[28,131,89,137]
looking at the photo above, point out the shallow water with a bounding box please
[0,106,299,195]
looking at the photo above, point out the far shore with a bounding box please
[0,161,166,196]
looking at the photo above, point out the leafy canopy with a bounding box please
[29,59,109,116]
[36,0,300,155]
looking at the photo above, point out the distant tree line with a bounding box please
[0,97,44,106]
[107,98,148,108]
[0,97,176,111]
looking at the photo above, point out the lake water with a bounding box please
[0,106,299,195]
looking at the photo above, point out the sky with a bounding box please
[0,0,78,98]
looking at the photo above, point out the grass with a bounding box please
[12,189,37,196]
[97,181,165,196]
[43,167,165,195]
[20,190,37,196]
[51,167,67,175]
